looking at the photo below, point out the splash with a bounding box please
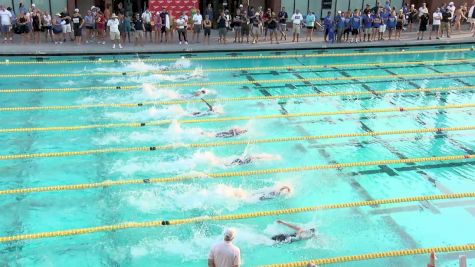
[104,105,186,121]
[171,57,192,69]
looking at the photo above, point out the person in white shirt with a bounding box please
[107,13,122,48]
[141,9,152,42]
[291,9,303,42]
[468,3,475,31]
[208,228,241,267]
[0,5,12,43]
[430,8,442,40]
[418,2,428,17]
[176,12,188,44]
[192,9,202,43]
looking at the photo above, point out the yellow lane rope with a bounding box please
[1,85,474,112]
[0,48,469,65]
[260,244,475,267]
[0,192,473,242]
[1,103,473,134]
[1,70,474,93]
[0,154,473,195]
[0,58,472,78]
[0,125,473,160]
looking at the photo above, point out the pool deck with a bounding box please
[0,28,474,55]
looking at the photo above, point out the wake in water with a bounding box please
[123,181,293,214]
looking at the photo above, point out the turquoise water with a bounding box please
[0,44,475,266]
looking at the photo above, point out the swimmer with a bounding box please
[193,88,209,97]
[191,98,214,117]
[227,153,280,166]
[259,186,291,200]
[271,220,316,243]
[215,128,247,138]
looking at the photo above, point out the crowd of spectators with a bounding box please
[0,1,474,48]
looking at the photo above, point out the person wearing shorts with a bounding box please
[52,14,63,44]
[192,9,202,43]
[241,11,250,43]
[132,13,144,46]
[430,8,442,40]
[159,8,169,42]
[202,14,211,44]
[278,7,288,40]
[441,7,451,38]
[386,11,396,40]
[250,10,261,43]
[141,9,152,42]
[84,10,94,43]
[72,9,83,45]
[350,10,361,43]
[291,9,302,42]
[107,13,121,48]
[362,10,372,42]
[96,10,106,44]
[0,5,12,43]
[267,12,278,44]
[60,8,72,42]
[232,9,242,43]
[217,11,227,44]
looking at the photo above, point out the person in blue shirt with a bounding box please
[304,11,316,41]
[386,10,397,40]
[335,10,345,42]
[350,9,361,43]
[343,11,351,42]
[372,12,381,41]
[322,11,332,42]
[362,10,372,42]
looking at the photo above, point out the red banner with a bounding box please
[149,0,199,18]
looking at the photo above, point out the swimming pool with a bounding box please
[0,44,474,266]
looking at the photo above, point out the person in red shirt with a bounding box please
[96,10,106,44]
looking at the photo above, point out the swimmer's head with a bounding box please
[279,186,291,194]
[309,228,316,234]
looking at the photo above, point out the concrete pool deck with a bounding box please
[0,28,474,55]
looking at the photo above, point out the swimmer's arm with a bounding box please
[276,220,303,232]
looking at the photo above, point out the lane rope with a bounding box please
[1,71,474,93]
[0,48,469,65]
[0,192,473,242]
[0,154,473,195]
[1,85,474,112]
[0,58,472,78]
[260,244,475,267]
[1,103,473,134]
[0,125,473,160]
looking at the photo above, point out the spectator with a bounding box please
[305,10,316,42]
[395,9,404,40]
[278,6,288,40]
[362,10,372,42]
[335,10,345,42]
[52,13,63,44]
[60,7,72,42]
[372,12,383,41]
[16,12,29,44]
[159,8,169,42]
[418,2,428,17]
[0,5,12,43]
[468,2,475,31]
[43,11,53,42]
[217,10,227,44]
[268,12,278,44]
[250,8,260,44]
[291,9,302,42]
[176,12,188,45]
[350,9,361,43]
[241,10,250,43]
[232,8,242,43]
[262,8,271,41]
[142,8,152,42]
[343,11,351,42]
[123,13,132,43]
[192,9,202,43]
[152,11,160,43]
[441,6,451,38]
[96,10,106,44]
[107,13,121,49]
[208,228,241,267]
[323,11,333,42]
[204,3,213,27]
[203,14,212,44]
[430,7,442,40]
[454,6,467,31]
[417,10,429,40]
[72,8,83,45]
[31,9,41,44]
[132,13,144,46]
[408,4,418,31]
[84,10,94,43]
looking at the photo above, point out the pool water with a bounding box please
[0,44,475,266]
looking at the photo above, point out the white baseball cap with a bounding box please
[74,8,79,12]
[31,3,35,7]
[224,228,236,240]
